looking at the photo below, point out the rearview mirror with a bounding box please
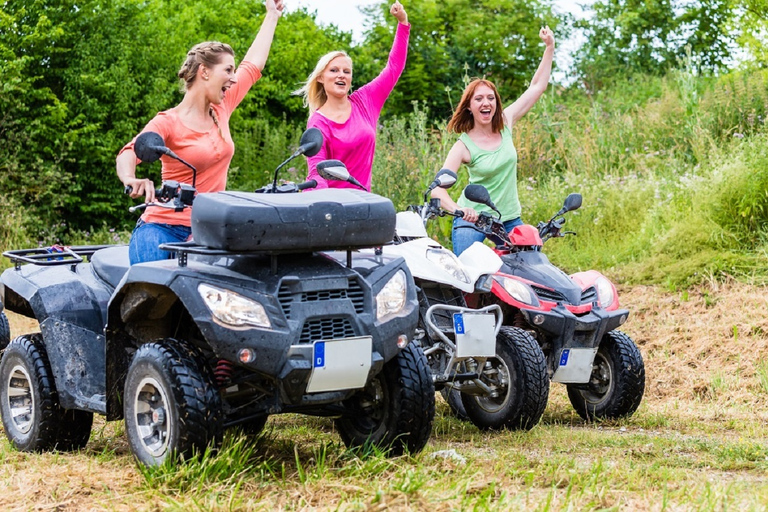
[298,128,323,157]
[464,184,493,207]
[134,132,165,163]
[563,193,582,212]
[317,159,351,182]
[431,168,458,190]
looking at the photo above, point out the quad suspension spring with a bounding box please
[513,311,529,329]
[214,359,235,387]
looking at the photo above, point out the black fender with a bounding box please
[0,265,113,413]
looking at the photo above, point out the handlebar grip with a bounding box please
[454,209,465,218]
[297,179,317,191]
[124,185,133,195]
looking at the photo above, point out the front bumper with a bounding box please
[520,305,629,382]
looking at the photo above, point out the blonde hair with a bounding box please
[293,51,352,114]
[177,41,235,91]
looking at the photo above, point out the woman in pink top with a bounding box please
[295,1,409,191]
[116,0,283,264]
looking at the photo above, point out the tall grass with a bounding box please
[369,65,768,286]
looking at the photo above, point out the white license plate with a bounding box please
[306,336,372,393]
[454,312,497,358]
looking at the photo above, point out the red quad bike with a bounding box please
[461,185,645,420]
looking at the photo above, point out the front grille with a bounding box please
[278,278,365,319]
[580,287,598,304]
[299,317,356,343]
[532,286,567,304]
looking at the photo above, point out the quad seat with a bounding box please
[91,246,131,289]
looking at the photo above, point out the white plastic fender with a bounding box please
[458,242,503,285]
[395,211,429,238]
[382,238,476,293]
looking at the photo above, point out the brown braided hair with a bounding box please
[177,41,235,91]
[178,41,233,136]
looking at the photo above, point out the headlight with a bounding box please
[198,283,271,329]
[495,276,539,306]
[426,248,470,284]
[594,276,615,308]
[376,270,407,320]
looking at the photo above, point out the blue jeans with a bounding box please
[452,216,523,256]
[129,220,192,264]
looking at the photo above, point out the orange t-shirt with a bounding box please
[120,61,261,226]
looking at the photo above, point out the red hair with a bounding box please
[447,79,505,134]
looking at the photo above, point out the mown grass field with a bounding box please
[3,282,768,511]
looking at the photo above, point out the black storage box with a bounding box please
[191,189,395,252]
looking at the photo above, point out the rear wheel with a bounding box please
[567,330,645,420]
[462,327,549,430]
[0,334,93,451]
[336,342,435,456]
[0,311,10,350]
[124,339,223,466]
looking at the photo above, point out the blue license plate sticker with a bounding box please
[453,313,465,335]
[314,342,325,368]
[559,349,570,366]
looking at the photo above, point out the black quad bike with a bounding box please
[461,186,645,421]
[0,130,435,466]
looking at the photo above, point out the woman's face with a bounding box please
[201,54,237,104]
[469,84,497,126]
[317,55,353,99]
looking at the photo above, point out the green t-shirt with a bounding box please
[457,126,521,221]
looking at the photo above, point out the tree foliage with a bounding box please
[0,0,349,232]
[575,0,738,90]
[352,0,562,120]
[3,0,765,239]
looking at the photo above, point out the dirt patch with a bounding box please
[619,282,768,407]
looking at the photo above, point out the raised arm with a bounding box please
[357,2,410,114]
[503,26,555,128]
[242,0,284,71]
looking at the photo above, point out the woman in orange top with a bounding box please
[116,0,283,264]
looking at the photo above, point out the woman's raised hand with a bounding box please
[390,1,408,24]
[266,0,284,16]
[539,26,554,49]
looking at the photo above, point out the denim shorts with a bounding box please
[451,216,523,256]
[128,219,192,265]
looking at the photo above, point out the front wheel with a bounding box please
[0,311,10,350]
[335,342,435,456]
[567,330,645,420]
[0,334,93,452]
[462,326,549,430]
[124,339,223,466]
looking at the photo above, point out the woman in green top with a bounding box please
[431,26,555,256]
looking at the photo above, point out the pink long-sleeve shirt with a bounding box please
[306,22,410,191]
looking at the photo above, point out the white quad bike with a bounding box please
[350,168,550,430]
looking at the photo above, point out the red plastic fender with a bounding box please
[509,224,543,247]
